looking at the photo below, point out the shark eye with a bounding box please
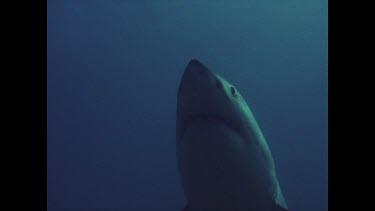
[230,86,237,96]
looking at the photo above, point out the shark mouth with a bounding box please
[180,113,241,139]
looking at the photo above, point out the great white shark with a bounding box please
[176,59,288,211]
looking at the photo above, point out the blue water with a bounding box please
[47,1,327,210]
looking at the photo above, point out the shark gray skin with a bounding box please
[176,59,288,211]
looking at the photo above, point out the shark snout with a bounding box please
[178,59,213,96]
[186,59,209,74]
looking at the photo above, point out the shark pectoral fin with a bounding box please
[181,205,190,211]
[273,182,288,211]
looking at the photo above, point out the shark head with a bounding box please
[176,59,287,211]
[176,59,253,141]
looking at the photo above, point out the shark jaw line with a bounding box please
[180,113,242,140]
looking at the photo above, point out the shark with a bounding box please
[176,59,288,211]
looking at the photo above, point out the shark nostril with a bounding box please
[216,79,222,89]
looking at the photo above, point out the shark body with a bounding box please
[176,59,288,211]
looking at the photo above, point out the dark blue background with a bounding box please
[48,1,327,210]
